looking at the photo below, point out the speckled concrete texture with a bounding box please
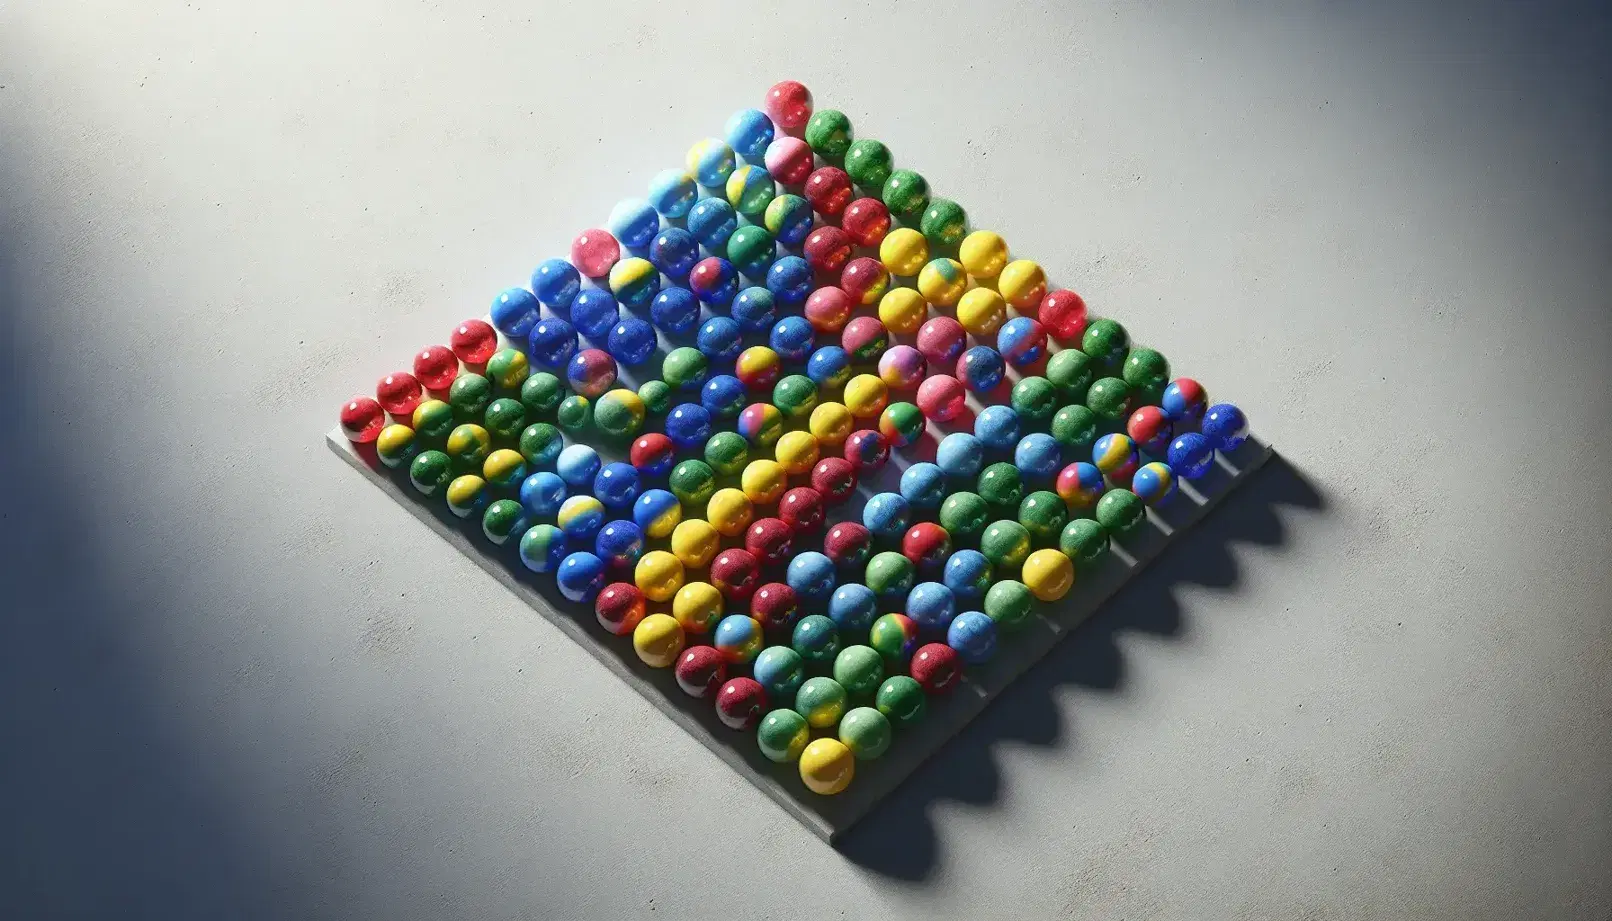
[2,2,1609,919]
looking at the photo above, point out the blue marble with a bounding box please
[1014,433,1063,483]
[490,287,541,338]
[1200,403,1249,452]
[569,288,620,342]
[649,227,699,281]
[518,471,567,520]
[555,551,606,603]
[696,316,743,362]
[941,549,992,605]
[946,610,997,664]
[527,317,579,371]
[647,169,698,219]
[701,374,747,419]
[732,286,777,332]
[648,287,699,336]
[1166,432,1215,479]
[531,258,581,311]
[827,583,878,634]
[936,432,986,481]
[607,199,660,250]
[786,552,837,608]
[725,108,775,161]
[899,462,947,510]
[905,581,957,631]
[606,317,657,366]
[862,492,911,542]
[957,345,1006,393]
[593,462,642,511]
[973,405,1022,452]
[665,402,713,450]
[594,519,645,570]
[687,198,738,252]
[752,646,805,700]
[766,255,813,306]
[769,315,815,362]
[555,444,602,490]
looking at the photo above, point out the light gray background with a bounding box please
[3,1,1609,919]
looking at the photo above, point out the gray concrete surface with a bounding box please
[3,1,1608,919]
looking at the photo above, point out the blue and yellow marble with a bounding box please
[686,138,737,188]
[556,494,607,544]
[607,256,660,309]
[726,165,776,217]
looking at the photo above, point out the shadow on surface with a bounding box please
[0,146,298,917]
[837,453,1325,879]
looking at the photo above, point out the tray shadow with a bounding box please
[835,452,1325,879]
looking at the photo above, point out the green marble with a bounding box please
[919,198,967,247]
[882,169,930,219]
[757,709,810,763]
[520,372,565,419]
[1121,347,1170,393]
[412,399,454,443]
[838,706,892,760]
[1059,517,1110,566]
[1050,404,1101,452]
[832,645,886,701]
[804,109,853,160]
[772,375,818,419]
[408,449,452,497]
[726,224,775,277]
[793,619,844,670]
[1010,376,1058,427]
[793,676,848,729]
[485,348,529,394]
[1096,488,1146,535]
[448,373,492,420]
[980,520,1032,569]
[1018,491,1069,543]
[1081,318,1130,370]
[668,459,717,506]
[1086,377,1132,423]
[791,615,841,667]
[875,675,926,729]
[481,499,529,545]
[637,379,672,416]
[938,492,990,544]
[556,394,592,435]
[844,139,893,189]
[703,431,750,476]
[482,397,527,441]
[984,580,1034,629]
[661,347,708,393]
[1047,349,1096,400]
[517,422,561,467]
[865,551,916,602]
[977,462,1024,511]
[592,390,643,441]
[444,423,492,471]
